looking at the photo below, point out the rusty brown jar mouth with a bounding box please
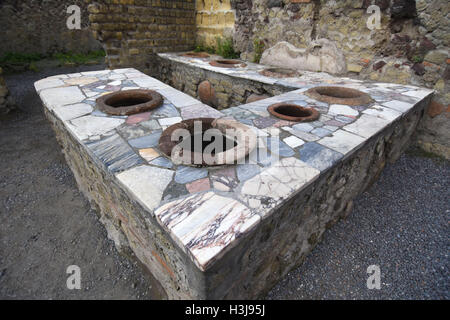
[209,59,247,68]
[268,103,320,122]
[96,89,163,116]
[179,52,210,58]
[305,86,373,106]
[259,67,301,78]
[158,118,257,167]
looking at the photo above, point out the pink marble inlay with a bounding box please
[126,112,152,125]
[210,167,238,192]
[325,119,345,127]
[186,178,211,194]
[105,85,121,92]
[273,120,296,128]
[214,167,236,178]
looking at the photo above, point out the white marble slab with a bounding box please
[240,157,320,216]
[382,100,414,113]
[38,86,86,110]
[318,130,366,154]
[34,78,65,92]
[67,115,124,141]
[343,114,391,138]
[117,165,174,213]
[363,105,402,122]
[53,103,93,121]
[328,104,359,117]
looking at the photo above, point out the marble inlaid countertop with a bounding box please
[159,52,387,89]
[35,67,433,271]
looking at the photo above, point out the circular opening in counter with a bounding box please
[268,103,320,122]
[305,86,373,106]
[209,59,247,68]
[259,67,301,78]
[158,118,257,167]
[96,89,163,116]
[180,52,210,58]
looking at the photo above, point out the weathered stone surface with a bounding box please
[424,50,448,65]
[260,40,347,75]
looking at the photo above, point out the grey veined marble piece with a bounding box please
[86,133,145,173]
[150,157,174,169]
[311,127,332,138]
[151,102,180,118]
[292,123,314,132]
[128,131,162,149]
[266,137,296,157]
[298,142,343,171]
[175,166,208,184]
[236,164,261,182]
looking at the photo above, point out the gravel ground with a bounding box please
[268,152,449,300]
[0,65,164,300]
[0,65,448,300]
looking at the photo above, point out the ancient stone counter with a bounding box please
[35,68,433,299]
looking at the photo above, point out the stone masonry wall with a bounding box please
[156,57,288,109]
[87,0,196,74]
[228,0,449,159]
[196,0,236,48]
[0,0,101,56]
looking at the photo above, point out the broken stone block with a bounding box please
[260,39,347,75]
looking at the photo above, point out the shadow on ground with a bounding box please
[0,65,448,300]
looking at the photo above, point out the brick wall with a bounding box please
[196,0,235,48]
[87,0,196,74]
[0,0,101,57]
